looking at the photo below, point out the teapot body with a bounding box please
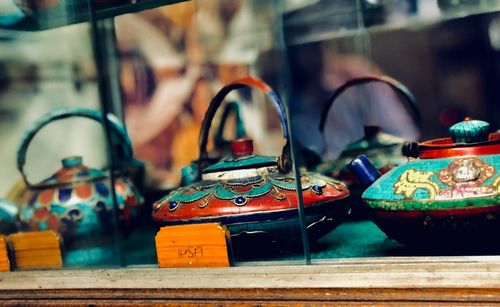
[18,174,142,241]
[362,154,499,247]
[364,155,499,210]
[153,167,349,245]
[350,118,500,248]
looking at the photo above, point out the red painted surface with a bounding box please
[153,182,349,222]
[419,132,500,159]
[38,189,54,205]
[76,183,92,199]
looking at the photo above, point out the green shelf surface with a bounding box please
[1,0,188,32]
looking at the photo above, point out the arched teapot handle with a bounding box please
[319,75,421,133]
[17,107,135,187]
[198,77,291,175]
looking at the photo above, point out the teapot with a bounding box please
[349,117,500,248]
[318,76,421,217]
[16,107,144,244]
[152,77,350,250]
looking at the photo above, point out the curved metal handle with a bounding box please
[319,75,421,133]
[213,101,246,149]
[17,107,135,187]
[198,77,291,174]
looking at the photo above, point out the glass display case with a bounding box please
[0,0,316,268]
[1,0,500,304]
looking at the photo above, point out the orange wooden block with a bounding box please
[8,231,63,270]
[0,236,10,272]
[155,223,231,268]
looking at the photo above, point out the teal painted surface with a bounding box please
[449,119,490,143]
[203,155,276,172]
[167,187,213,203]
[362,154,499,208]
[215,180,272,199]
[312,221,404,259]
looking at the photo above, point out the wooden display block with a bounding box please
[0,236,10,272]
[8,231,63,270]
[155,223,231,268]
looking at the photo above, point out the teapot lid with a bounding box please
[344,128,405,153]
[449,118,490,143]
[202,139,277,176]
[37,156,107,188]
[404,118,500,159]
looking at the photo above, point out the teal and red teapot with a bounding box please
[349,117,500,247]
[15,107,144,243]
[153,77,350,249]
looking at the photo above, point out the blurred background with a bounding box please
[1,0,499,196]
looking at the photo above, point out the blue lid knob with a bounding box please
[449,118,490,143]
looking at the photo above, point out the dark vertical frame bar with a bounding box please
[87,0,125,267]
[271,0,311,264]
[101,20,125,121]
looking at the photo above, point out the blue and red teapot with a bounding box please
[15,107,144,242]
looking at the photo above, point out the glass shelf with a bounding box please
[0,0,188,32]
[284,1,500,45]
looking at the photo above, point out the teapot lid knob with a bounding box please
[449,118,490,143]
[61,156,83,168]
[231,139,254,157]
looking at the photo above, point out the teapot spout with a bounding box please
[347,155,382,187]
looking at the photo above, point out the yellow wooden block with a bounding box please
[0,236,10,272]
[8,231,63,270]
[155,223,231,268]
